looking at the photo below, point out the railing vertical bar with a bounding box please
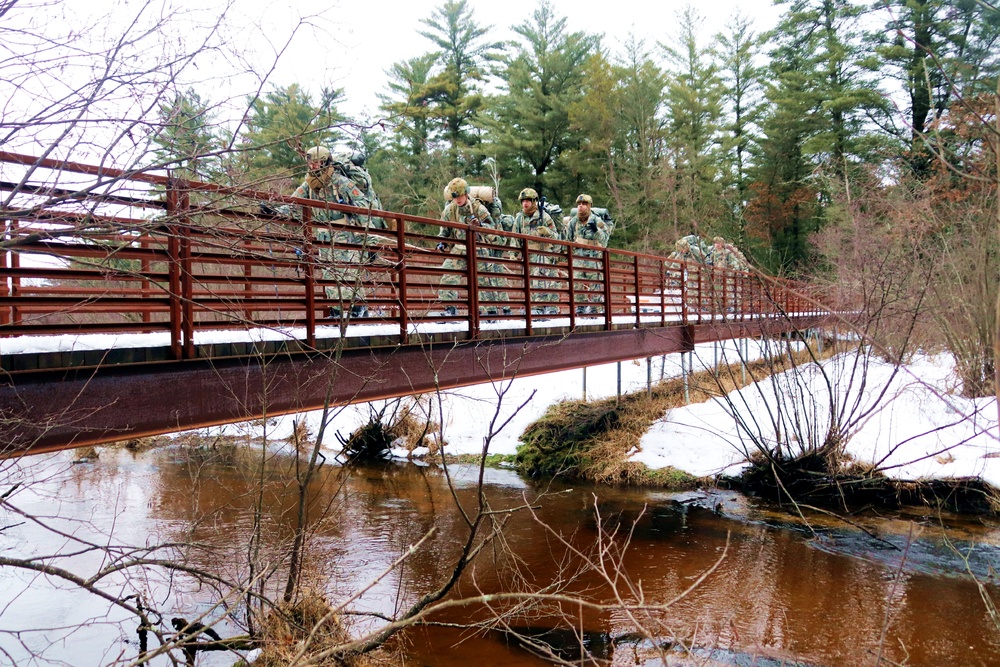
[140,235,151,327]
[633,255,640,327]
[395,217,408,345]
[680,263,688,325]
[602,248,612,330]
[302,209,316,348]
[467,229,479,337]
[179,186,195,360]
[567,248,576,326]
[523,241,533,335]
[0,217,8,327]
[166,181,182,360]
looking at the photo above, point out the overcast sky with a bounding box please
[231,0,785,120]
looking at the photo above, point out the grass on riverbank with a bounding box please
[515,341,833,489]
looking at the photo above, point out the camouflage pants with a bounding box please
[528,252,560,310]
[316,229,372,308]
[573,251,604,308]
[439,248,510,314]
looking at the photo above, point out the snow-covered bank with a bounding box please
[215,343,1000,489]
[636,353,1000,484]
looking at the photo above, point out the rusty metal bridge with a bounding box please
[0,152,831,456]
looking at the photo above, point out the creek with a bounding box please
[2,446,999,666]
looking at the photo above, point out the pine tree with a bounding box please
[485,0,599,204]
[715,12,767,242]
[660,7,726,241]
[151,88,221,181]
[747,0,886,273]
[415,0,503,170]
[875,0,1000,176]
[237,84,345,188]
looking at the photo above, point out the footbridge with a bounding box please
[0,152,832,456]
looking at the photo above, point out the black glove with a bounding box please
[259,202,278,216]
[588,220,598,232]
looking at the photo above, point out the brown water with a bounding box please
[3,446,1000,666]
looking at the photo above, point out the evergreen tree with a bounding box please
[379,53,438,161]
[660,7,726,241]
[485,0,599,204]
[607,39,670,251]
[151,88,222,181]
[415,0,503,169]
[747,0,886,273]
[715,12,767,242]
[875,0,1000,176]
[238,84,345,188]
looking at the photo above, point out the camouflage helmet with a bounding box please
[446,177,468,200]
[519,187,538,201]
[305,146,333,179]
[305,146,332,168]
[575,194,593,205]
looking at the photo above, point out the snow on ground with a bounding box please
[634,352,1000,485]
[210,338,761,454]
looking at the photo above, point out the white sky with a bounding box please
[229,0,785,119]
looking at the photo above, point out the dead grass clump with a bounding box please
[72,445,99,462]
[253,590,371,667]
[390,405,440,454]
[516,340,838,489]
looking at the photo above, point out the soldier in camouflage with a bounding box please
[292,146,379,319]
[437,178,509,317]
[511,188,560,314]
[566,194,610,314]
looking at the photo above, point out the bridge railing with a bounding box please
[0,151,827,359]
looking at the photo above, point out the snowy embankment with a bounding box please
[10,324,994,485]
[209,339,998,487]
[634,353,999,484]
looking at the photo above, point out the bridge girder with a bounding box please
[0,317,825,457]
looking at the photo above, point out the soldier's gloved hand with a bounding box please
[436,242,448,252]
[588,220,598,232]
[259,202,277,216]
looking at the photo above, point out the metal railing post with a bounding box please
[395,216,409,344]
[166,179,183,360]
[302,208,316,348]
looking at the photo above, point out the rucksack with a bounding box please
[570,206,614,237]
[336,157,389,230]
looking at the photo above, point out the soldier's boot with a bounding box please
[327,307,341,319]
[350,304,368,318]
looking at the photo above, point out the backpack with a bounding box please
[468,185,504,222]
[337,158,389,230]
[570,206,615,237]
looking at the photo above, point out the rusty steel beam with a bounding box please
[0,316,826,457]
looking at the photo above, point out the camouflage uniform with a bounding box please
[706,236,749,314]
[292,167,376,314]
[512,196,561,313]
[438,196,509,316]
[567,206,610,313]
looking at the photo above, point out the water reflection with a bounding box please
[2,447,1000,666]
